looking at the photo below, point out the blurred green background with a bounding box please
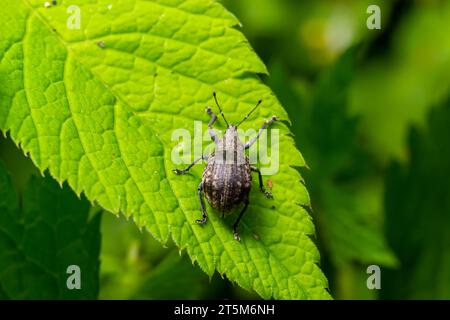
[1,0,450,299]
[219,0,450,299]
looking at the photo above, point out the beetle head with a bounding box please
[212,92,263,129]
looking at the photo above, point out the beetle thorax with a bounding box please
[216,126,245,165]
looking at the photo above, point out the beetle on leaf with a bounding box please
[173,92,277,241]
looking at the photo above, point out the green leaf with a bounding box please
[319,182,397,268]
[382,98,450,299]
[99,212,167,299]
[99,212,232,300]
[131,250,219,300]
[0,0,329,299]
[0,162,101,299]
[349,2,450,161]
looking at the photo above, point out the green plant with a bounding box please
[0,0,329,299]
[383,99,450,299]
[0,162,100,299]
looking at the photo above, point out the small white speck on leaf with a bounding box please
[97,41,106,48]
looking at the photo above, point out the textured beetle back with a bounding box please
[203,154,252,214]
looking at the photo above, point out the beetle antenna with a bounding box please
[236,99,262,127]
[213,92,229,127]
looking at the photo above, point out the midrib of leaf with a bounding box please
[0,0,331,299]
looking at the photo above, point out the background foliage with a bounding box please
[1,0,450,299]
[220,0,450,299]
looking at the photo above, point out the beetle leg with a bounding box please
[245,116,278,149]
[251,166,273,198]
[196,182,207,224]
[233,199,249,241]
[206,107,218,143]
[173,154,208,175]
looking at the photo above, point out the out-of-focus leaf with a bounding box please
[306,49,359,177]
[99,212,166,300]
[132,251,215,300]
[320,181,397,268]
[100,212,238,300]
[0,162,101,299]
[307,50,397,271]
[0,135,38,195]
[350,1,450,161]
[382,99,450,299]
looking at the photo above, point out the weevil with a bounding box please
[173,92,277,241]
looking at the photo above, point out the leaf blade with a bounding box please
[0,162,101,299]
[0,0,329,299]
